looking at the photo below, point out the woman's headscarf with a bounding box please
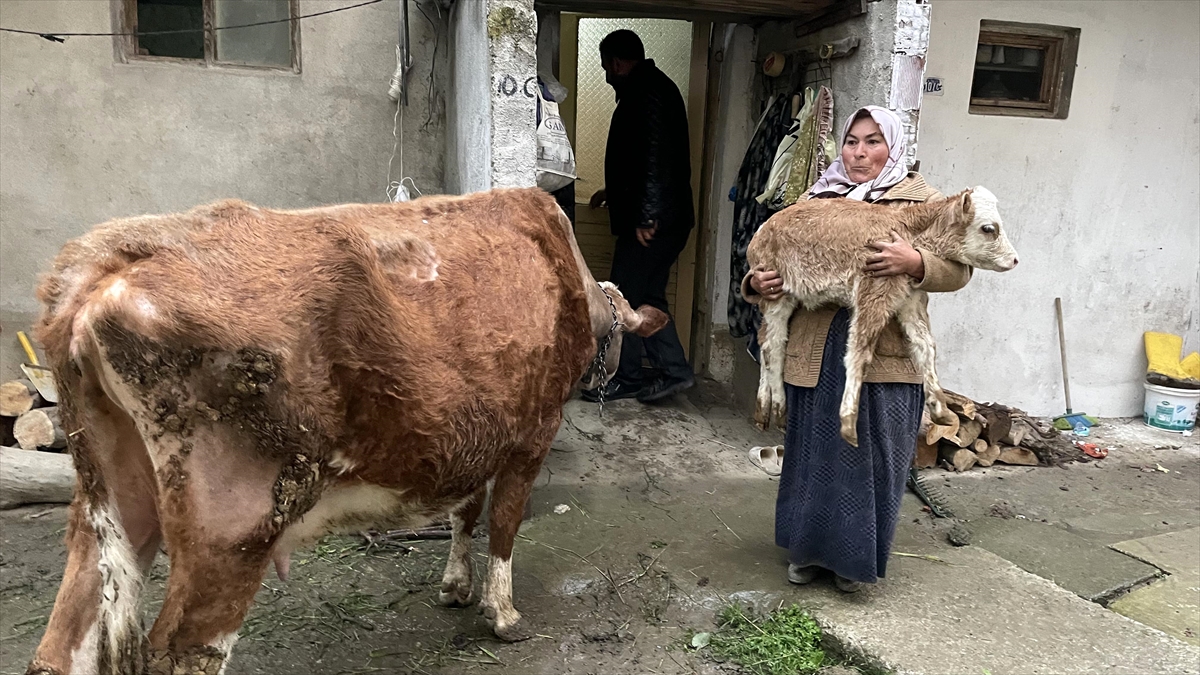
[807,105,908,202]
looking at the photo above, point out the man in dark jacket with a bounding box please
[582,29,695,403]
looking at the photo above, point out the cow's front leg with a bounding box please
[437,488,485,607]
[478,459,542,642]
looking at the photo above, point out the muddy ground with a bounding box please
[2,382,1197,674]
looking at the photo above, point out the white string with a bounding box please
[386,45,420,203]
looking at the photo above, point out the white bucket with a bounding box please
[1143,382,1199,432]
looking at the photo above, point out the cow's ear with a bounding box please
[959,189,975,217]
[630,305,669,337]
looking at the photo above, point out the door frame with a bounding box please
[557,13,711,361]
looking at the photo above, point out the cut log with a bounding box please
[998,445,1039,466]
[925,414,960,445]
[0,445,76,508]
[14,407,66,451]
[973,439,989,454]
[915,437,939,469]
[943,390,977,419]
[976,443,1002,468]
[980,405,1013,446]
[946,418,983,448]
[940,444,978,472]
[1001,420,1028,447]
[1,379,42,417]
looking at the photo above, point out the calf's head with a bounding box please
[950,186,1019,272]
[580,281,669,390]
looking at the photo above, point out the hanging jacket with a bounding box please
[604,59,694,239]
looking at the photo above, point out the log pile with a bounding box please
[2,375,76,509]
[916,390,1087,472]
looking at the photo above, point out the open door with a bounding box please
[558,15,711,360]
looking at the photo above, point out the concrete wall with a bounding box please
[0,0,447,377]
[919,0,1200,416]
[486,0,537,189]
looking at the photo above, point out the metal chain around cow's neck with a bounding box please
[589,283,620,416]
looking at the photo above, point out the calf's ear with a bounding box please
[629,305,669,337]
[958,189,975,219]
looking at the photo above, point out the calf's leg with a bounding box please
[437,486,486,607]
[755,295,799,430]
[840,279,910,446]
[896,293,955,426]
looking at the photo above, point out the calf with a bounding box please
[747,187,1018,446]
[26,188,665,675]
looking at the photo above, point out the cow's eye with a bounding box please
[981,224,997,234]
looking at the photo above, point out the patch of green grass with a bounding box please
[691,603,826,675]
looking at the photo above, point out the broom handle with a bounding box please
[1055,297,1073,414]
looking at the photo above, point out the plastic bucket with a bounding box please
[1143,382,1199,432]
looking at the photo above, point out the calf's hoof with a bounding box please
[437,581,475,608]
[480,605,532,642]
[754,399,771,431]
[770,400,787,430]
[839,417,859,447]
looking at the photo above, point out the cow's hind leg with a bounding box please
[437,487,486,607]
[896,293,955,426]
[756,294,799,430]
[29,364,160,675]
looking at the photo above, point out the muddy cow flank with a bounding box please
[26,188,666,675]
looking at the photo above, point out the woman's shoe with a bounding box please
[834,575,863,593]
[787,564,819,585]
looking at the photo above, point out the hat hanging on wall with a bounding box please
[763,52,786,77]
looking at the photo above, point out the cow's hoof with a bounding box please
[480,605,532,642]
[437,583,475,608]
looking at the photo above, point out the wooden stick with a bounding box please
[1055,297,1074,414]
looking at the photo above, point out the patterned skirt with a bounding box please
[774,309,923,583]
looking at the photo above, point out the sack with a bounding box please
[536,89,576,192]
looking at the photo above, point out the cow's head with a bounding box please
[954,186,1019,272]
[580,281,669,391]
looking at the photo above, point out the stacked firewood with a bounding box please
[2,378,65,451]
[915,390,1085,472]
[2,377,75,509]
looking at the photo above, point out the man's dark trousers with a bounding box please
[608,228,694,388]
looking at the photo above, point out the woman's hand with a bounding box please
[750,268,786,301]
[866,231,925,281]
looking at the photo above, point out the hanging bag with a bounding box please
[536,87,577,192]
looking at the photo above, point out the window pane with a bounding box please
[970,44,1046,102]
[214,0,293,68]
[574,17,693,198]
[136,0,204,59]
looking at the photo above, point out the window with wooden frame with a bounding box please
[116,0,299,71]
[970,20,1079,119]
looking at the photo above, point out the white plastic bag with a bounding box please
[536,88,576,192]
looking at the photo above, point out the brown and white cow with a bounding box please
[25,188,666,675]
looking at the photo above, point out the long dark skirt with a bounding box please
[775,309,923,583]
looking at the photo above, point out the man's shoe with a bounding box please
[581,379,642,403]
[636,375,695,403]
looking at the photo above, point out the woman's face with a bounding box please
[842,115,890,183]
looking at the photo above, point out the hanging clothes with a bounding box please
[781,86,836,207]
[727,95,791,339]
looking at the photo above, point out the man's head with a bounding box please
[599,30,644,88]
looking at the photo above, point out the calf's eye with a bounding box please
[981,224,997,234]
